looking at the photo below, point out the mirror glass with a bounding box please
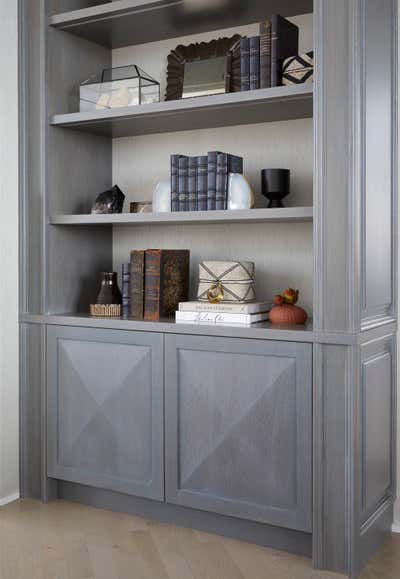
[182,56,227,98]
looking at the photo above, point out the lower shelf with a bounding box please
[22,312,314,342]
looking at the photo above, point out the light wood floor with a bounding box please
[0,499,399,579]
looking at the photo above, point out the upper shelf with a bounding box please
[50,0,314,48]
[51,84,313,138]
[50,207,314,226]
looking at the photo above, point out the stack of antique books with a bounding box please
[175,301,271,326]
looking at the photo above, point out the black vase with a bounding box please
[96,272,122,305]
[261,169,290,208]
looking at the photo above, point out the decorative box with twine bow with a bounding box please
[197,261,256,304]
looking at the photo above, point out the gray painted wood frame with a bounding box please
[165,334,312,532]
[51,85,313,137]
[47,326,164,500]
[18,0,398,576]
[314,0,398,333]
[313,332,397,577]
[59,481,312,558]
[49,0,314,48]
[20,323,58,502]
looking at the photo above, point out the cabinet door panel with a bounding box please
[165,335,312,532]
[47,326,164,500]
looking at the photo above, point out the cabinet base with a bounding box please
[57,481,312,558]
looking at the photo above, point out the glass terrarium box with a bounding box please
[80,65,160,112]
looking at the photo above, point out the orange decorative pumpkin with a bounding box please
[269,288,307,324]
[269,304,308,325]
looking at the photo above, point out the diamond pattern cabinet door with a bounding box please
[165,335,312,532]
[47,326,164,500]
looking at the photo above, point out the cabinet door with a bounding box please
[47,326,164,500]
[165,335,312,532]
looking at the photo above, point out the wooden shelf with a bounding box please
[50,207,313,226]
[50,0,313,49]
[51,84,313,138]
[22,313,316,343]
[21,313,364,346]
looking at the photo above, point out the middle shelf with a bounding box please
[49,207,314,226]
[51,84,313,138]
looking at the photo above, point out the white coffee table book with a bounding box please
[176,301,271,325]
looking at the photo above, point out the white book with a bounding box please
[175,310,269,325]
[178,301,271,314]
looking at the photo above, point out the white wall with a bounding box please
[0,0,19,505]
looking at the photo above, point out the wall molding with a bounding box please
[392,523,400,533]
[0,492,20,507]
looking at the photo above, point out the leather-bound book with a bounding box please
[144,250,190,321]
[249,36,260,90]
[196,155,208,211]
[178,155,188,211]
[216,153,228,211]
[259,20,272,88]
[170,154,180,211]
[130,250,145,319]
[121,262,131,319]
[230,41,241,92]
[207,151,220,210]
[216,153,243,210]
[271,14,299,87]
[240,37,250,91]
[188,156,197,212]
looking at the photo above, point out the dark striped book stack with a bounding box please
[170,151,243,212]
[121,263,131,319]
[232,15,299,91]
[125,249,190,321]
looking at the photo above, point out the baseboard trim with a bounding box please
[0,492,20,507]
[59,481,312,558]
[392,523,400,533]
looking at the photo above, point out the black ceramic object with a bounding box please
[95,272,122,305]
[91,185,125,214]
[261,169,290,208]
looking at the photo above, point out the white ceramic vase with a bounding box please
[227,173,255,210]
[152,180,171,212]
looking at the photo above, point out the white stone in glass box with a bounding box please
[79,65,160,112]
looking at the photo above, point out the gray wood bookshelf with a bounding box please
[50,207,313,225]
[49,0,314,48]
[51,84,313,137]
[20,1,398,577]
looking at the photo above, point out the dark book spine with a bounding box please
[207,151,218,210]
[121,262,131,319]
[188,157,197,212]
[271,14,299,87]
[249,36,260,90]
[227,154,243,174]
[178,156,188,212]
[240,37,250,91]
[216,153,228,211]
[130,250,145,319]
[260,20,272,88]
[144,249,162,321]
[170,154,180,211]
[196,155,208,211]
[225,52,232,93]
[230,42,241,92]
[159,250,190,317]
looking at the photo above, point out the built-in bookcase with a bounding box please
[20,2,398,575]
[43,0,315,326]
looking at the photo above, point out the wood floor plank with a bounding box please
[0,499,399,579]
